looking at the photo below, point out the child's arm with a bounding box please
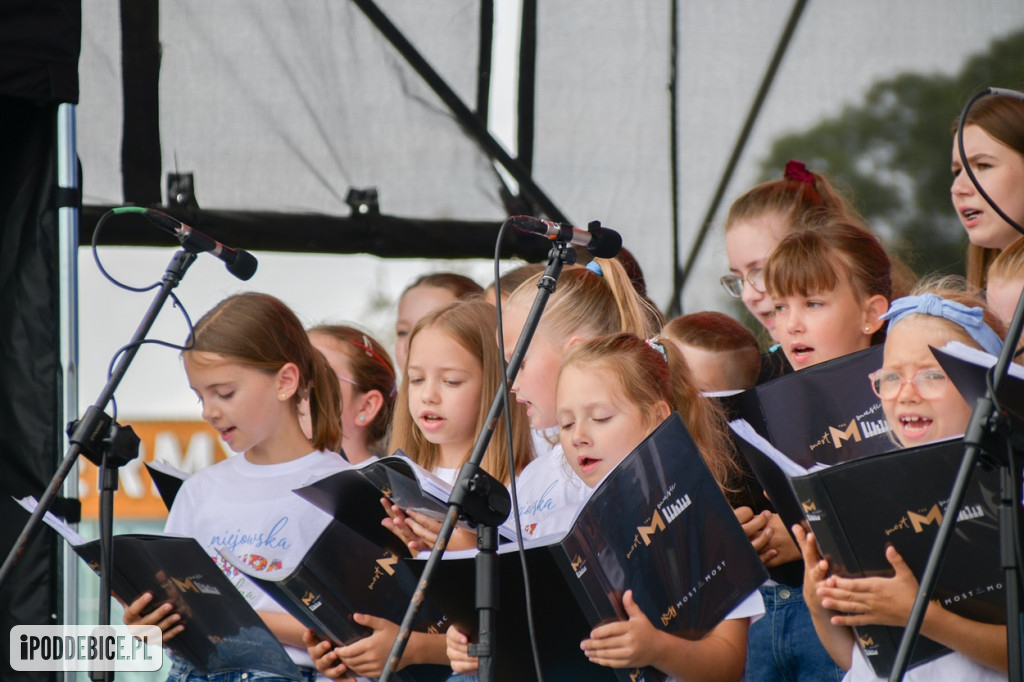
[258,611,310,649]
[792,524,856,670]
[446,624,479,674]
[816,544,1007,673]
[332,613,448,678]
[580,590,747,682]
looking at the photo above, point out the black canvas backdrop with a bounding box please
[0,97,64,682]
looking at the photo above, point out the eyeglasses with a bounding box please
[720,269,766,298]
[868,368,950,400]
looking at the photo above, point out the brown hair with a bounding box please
[402,272,483,300]
[952,95,1024,289]
[725,160,863,235]
[187,292,343,453]
[764,218,893,345]
[307,324,397,449]
[506,257,661,344]
[560,333,740,493]
[389,299,534,484]
[988,235,1024,283]
[485,263,545,304]
[662,312,761,389]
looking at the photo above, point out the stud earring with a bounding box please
[279,393,288,400]
[358,415,366,422]
[864,326,871,332]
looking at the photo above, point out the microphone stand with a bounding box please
[379,238,577,682]
[887,282,1024,680]
[889,87,1024,681]
[0,248,199,682]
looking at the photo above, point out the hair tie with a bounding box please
[645,337,668,363]
[880,293,1003,356]
[350,335,396,378]
[585,260,604,277]
[784,160,815,185]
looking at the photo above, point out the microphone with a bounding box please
[139,209,258,280]
[506,215,622,258]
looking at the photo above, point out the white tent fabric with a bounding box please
[78,0,1024,311]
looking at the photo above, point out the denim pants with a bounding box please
[166,656,319,682]
[741,583,844,682]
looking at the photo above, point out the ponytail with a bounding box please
[507,257,660,344]
[306,348,344,453]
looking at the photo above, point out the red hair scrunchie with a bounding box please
[784,159,815,185]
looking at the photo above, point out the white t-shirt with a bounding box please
[844,647,1005,682]
[164,449,350,670]
[512,441,590,539]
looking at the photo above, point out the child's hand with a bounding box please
[335,613,401,677]
[580,590,656,669]
[446,625,479,674]
[380,498,429,552]
[817,545,919,628]
[122,592,184,642]
[735,507,775,560]
[792,524,830,616]
[302,629,352,679]
[760,513,802,566]
[381,498,476,552]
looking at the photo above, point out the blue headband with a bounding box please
[880,293,1003,356]
[585,260,604,277]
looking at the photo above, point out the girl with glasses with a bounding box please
[722,160,863,353]
[795,281,1009,681]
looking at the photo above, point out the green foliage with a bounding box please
[760,29,1024,281]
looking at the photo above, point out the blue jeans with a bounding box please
[741,584,844,682]
[166,655,319,682]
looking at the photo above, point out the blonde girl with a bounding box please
[450,333,755,680]
[795,283,1007,681]
[499,257,661,539]
[309,298,535,679]
[124,292,347,682]
[306,324,397,464]
[389,297,534,486]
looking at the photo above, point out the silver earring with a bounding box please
[358,415,366,422]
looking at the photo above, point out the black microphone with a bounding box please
[506,215,622,258]
[143,209,258,280]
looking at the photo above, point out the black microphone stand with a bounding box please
[889,88,1024,681]
[888,286,1024,681]
[0,248,199,682]
[379,238,578,682]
